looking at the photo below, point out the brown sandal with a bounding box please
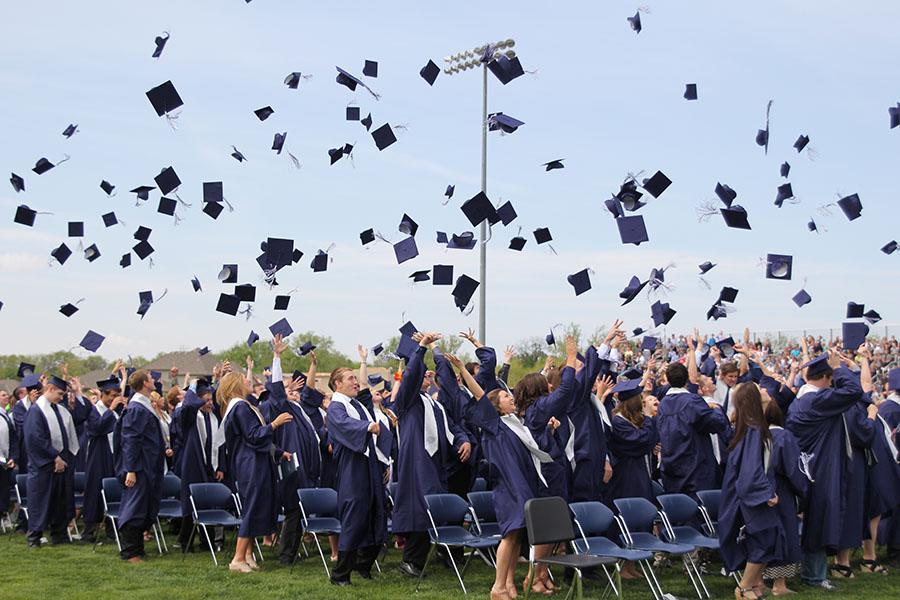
[860,559,888,574]
[735,587,759,600]
[830,564,855,579]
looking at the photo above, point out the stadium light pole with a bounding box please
[443,39,516,345]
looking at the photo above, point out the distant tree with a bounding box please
[217,331,353,380]
[0,352,108,379]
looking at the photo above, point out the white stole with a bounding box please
[422,393,455,457]
[223,396,266,426]
[499,413,553,486]
[330,392,390,465]
[703,395,722,464]
[36,396,80,455]
[196,409,225,471]
[0,411,12,463]
[94,400,118,454]
[591,393,612,429]
[564,417,576,471]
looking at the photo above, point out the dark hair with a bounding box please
[545,366,561,391]
[612,393,644,427]
[464,362,479,376]
[665,363,689,388]
[720,362,740,377]
[763,398,784,428]
[728,382,772,451]
[513,373,550,416]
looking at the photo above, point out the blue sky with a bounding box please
[1,0,898,359]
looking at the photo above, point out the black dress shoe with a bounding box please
[27,540,41,549]
[330,578,352,586]
[398,561,423,578]
[356,569,373,580]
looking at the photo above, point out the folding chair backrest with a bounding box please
[467,491,497,523]
[189,482,235,511]
[569,501,615,537]
[297,487,338,517]
[424,493,469,526]
[613,497,659,532]
[471,477,487,492]
[651,480,665,499]
[696,490,720,521]
[101,477,123,504]
[657,493,700,525]
[73,472,86,494]
[524,496,575,546]
[15,474,28,501]
[161,473,182,499]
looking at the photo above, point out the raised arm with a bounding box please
[738,327,751,377]
[394,332,441,414]
[446,353,485,400]
[856,345,874,394]
[687,330,700,385]
[306,350,318,390]
[357,345,368,389]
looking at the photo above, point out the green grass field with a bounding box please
[0,531,898,599]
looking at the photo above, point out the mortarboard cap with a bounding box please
[628,11,642,33]
[46,376,68,392]
[410,270,430,284]
[360,228,375,245]
[419,59,440,85]
[842,322,869,350]
[612,378,643,400]
[272,132,287,154]
[715,183,737,207]
[451,275,479,311]
[533,227,553,245]
[191,276,202,292]
[433,264,454,286]
[133,225,151,241]
[718,286,739,304]
[792,289,812,307]
[372,343,384,356]
[263,237,293,270]
[360,113,372,131]
[780,162,791,178]
[60,303,79,317]
[399,213,418,236]
[133,240,154,260]
[881,240,898,255]
[247,330,259,347]
[254,106,274,121]
[152,31,168,58]
[203,201,224,220]
[889,368,900,391]
[17,362,35,378]
[890,103,900,129]
[299,341,316,356]
[21,374,41,390]
[567,269,591,296]
[32,158,55,175]
[363,60,378,77]
[447,232,476,250]
[846,302,865,319]
[794,135,810,153]
[399,320,417,337]
[203,181,223,203]
[235,284,256,302]
[487,112,524,134]
[146,80,183,116]
[837,193,862,221]
[79,330,105,353]
[14,205,36,227]
[616,214,649,245]
[310,250,328,272]
[335,66,364,91]
[158,196,177,216]
[699,261,715,274]
[807,218,818,233]
[219,264,238,284]
[445,184,455,199]
[269,318,293,338]
[802,354,831,379]
[119,253,131,268]
[619,276,647,306]
[716,336,736,358]
[756,128,769,151]
[720,205,751,230]
[545,330,555,346]
[346,106,360,121]
[216,293,240,316]
[641,337,658,352]
[765,254,793,280]
[642,171,672,198]
[509,236,526,251]
[198,347,210,357]
[130,185,154,201]
[97,377,120,392]
[84,243,101,262]
[394,236,418,264]
[487,55,524,84]
[461,192,498,226]
[154,166,181,195]
[101,211,117,227]
[371,123,396,150]
[396,335,418,361]
[100,180,115,196]
[684,83,697,100]
[231,146,246,162]
[543,159,565,171]
[774,183,793,208]
[137,290,154,318]
[274,295,290,310]
[10,172,25,193]
[51,243,72,265]
[864,310,882,324]
[650,301,676,327]
[496,201,517,225]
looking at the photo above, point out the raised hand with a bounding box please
[415,332,443,347]
[273,334,287,357]
[271,412,293,429]
[444,353,463,369]
[246,355,254,370]
[358,344,368,361]
[603,319,624,344]
[503,345,514,364]
[596,374,614,398]
[565,335,577,360]
[308,350,318,366]
[459,328,483,348]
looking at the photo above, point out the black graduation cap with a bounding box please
[487,55,525,85]
[756,100,772,153]
[203,181,224,203]
[247,330,260,347]
[68,222,84,237]
[567,269,591,296]
[219,264,238,284]
[433,264,454,286]
[487,113,524,134]
[231,146,246,162]
[794,135,810,153]
[59,303,79,317]
[444,184,455,199]
[882,240,898,255]
[152,31,169,58]
[792,289,812,307]
[533,227,552,244]
[79,330,105,353]
[363,60,378,77]
[346,106,360,121]
[133,240,154,260]
[642,171,672,198]
[272,132,287,154]
[846,301,865,319]
[543,159,565,171]
[361,113,372,131]
[360,228,375,245]
[864,310,882,324]
[17,362,35,378]
[198,347,210,357]
[292,248,304,263]
[263,237,294,270]
[616,215,649,245]
[619,276,648,305]
[837,193,862,221]
[119,253,131,268]
[628,11,642,33]
[10,173,24,193]
[14,205,36,227]
[235,284,256,302]
[780,162,790,178]
[451,275,479,311]
[311,250,328,272]
[274,295,290,310]
[545,329,555,346]
[715,336,736,358]
[269,317,294,338]
[842,322,869,350]
[216,293,240,316]
[158,197,177,216]
[447,232,476,250]
[130,185,154,201]
[890,103,900,129]
[650,300,676,327]
[371,342,384,357]
[461,192,498,226]
[137,290,154,318]
[419,59,440,85]
[410,270,430,283]
[146,80,183,116]
[51,243,72,265]
[336,66,365,91]
[191,276,202,292]
[100,180,115,196]
[133,225,151,241]
[720,205,751,230]
[399,213,418,236]
[684,83,697,100]
[203,201,224,220]
[254,106,275,121]
[509,236,526,251]
[371,123,396,150]
[62,124,78,138]
[298,341,316,355]
[394,236,418,264]
[718,286,739,304]
[84,244,101,262]
[715,183,737,207]
[699,261,715,274]
[774,183,794,208]
[765,254,793,280]
[496,201,517,226]
[32,158,56,175]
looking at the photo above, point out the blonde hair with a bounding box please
[217,372,248,418]
[329,367,352,391]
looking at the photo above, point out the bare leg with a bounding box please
[491,531,518,599]
[835,548,852,567]
[863,516,880,561]
[233,537,251,564]
[329,534,339,561]
[771,576,792,594]
[737,562,765,598]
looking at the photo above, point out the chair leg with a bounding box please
[415,544,436,592]
[460,548,476,578]
[151,523,163,555]
[253,537,264,562]
[156,518,168,552]
[686,552,711,598]
[200,524,217,566]
[681,555,703,600]
[374,558,382,574]
[639,559,665,600]
[444,544,468,594]
[311,533,330,579]
[599,564,619,599]
[109,517,122,553]
[524,559,535,600]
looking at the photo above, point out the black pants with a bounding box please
[120,522,146,560]
[28,474,69,544]
[279,507,302,562]
[331,544,380,582]
[447,463,473,499]
[402,531,431,569]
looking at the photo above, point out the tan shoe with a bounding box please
[245,554,260,571]
[229,560,252,573]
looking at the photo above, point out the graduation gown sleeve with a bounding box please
[474,346,499,394]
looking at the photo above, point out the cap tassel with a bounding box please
[165,109,181,131]
[173,213,183,226]
[698,276,711,290]
[799,452,816,482]
[374,231,393,246]
[547,243,558,256]
[148,257,155,269]
[695,201,719,222]
[288,152,302,169]
[239,305,254,321]
[56,154,71,167]
[222,196,234,212]
[174,192,191,208]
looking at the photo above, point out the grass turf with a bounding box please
[0,532,898,599]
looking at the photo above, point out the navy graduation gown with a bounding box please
[177,390,226,517]
[12,400,30,472]
[0,410,19,511]
[433,349,478,482]
[657,389,728,494]
[82,404,118,525]
[785,366,862,552]
[719,426,785,571]
[840,399,874,549]
[24,404,76,532]
[522,365,576,499]
[224,401,278,537]
[606,414,658,504]
[302,386,335,490]
[879,398,900,438]
[474,346,499,394]
[569,345,609,502]
[326,397,387,551]
[767,427,807,567]
[867,407,900,519]
[392,346,459,533]
[117,401,166,529]
[169,404,183,477]
[69,396,91,472]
